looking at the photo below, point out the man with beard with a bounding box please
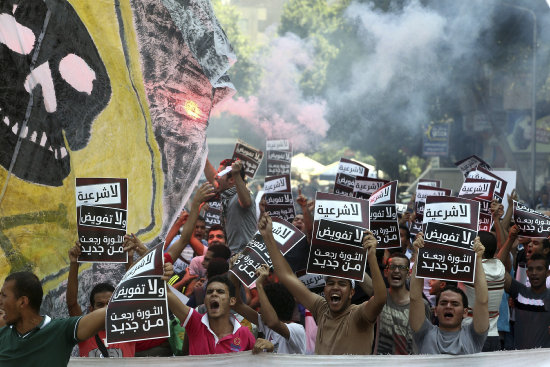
[166,275,255,355]
[204,158,257,254]
[409,233,489,354]
[374,253,431,354]
[258,213,387,355]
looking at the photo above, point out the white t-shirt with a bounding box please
[257,316,306,354]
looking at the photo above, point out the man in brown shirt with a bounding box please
[259,213,387,354]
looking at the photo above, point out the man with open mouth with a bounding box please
[409,233,489,354]
[259,212,387,355]
[167,274,255,355]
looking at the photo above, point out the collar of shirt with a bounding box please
[10,315,51,338]
[200,313,241,344]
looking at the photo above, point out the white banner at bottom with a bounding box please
[68,348,550,367]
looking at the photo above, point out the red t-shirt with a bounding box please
[78,330,136,357]
[183,309,255,355]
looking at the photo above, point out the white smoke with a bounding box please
[327,0,500,131]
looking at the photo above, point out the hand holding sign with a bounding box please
[473,236,485,258]
[162,262,174,281]
[194,182,216,204]
[255,264,270,284]
[362,230,378,255]
[231,159,243,177]
[69,241,81,263]
[258,212,273,236]
[123,234,148,257]
[296,189,308,209]
[412,232,425,255]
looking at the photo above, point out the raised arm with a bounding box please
[472,237,489,334]
[231,160,252,208]
[497,225,519,290]
[357,231,387,323]
[76,307,106,341]
[229,271,259,325]
[255,264,290,339]
[296,189,313,239]
[167,183,215,262]
[491,200,507,251]
[409,232,426,332]
[501,190,517,231]
[358,271,373,298]
[66,241,83,316]
[259,213,321,311]
[204,158,217,186]
[164,211,188,250]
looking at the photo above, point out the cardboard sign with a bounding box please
[416,241,476,282]
[455,155,492,177]
[233,140,264,179]
[204,200,222,228]
[308,219,367,281]
[513,201,550,238]
[458,179,496,201]
[423,197,478,228]
[334,158,369,197]
[106,243,169,344]
[458,178,496,231]
[266,139,292,176]
[314,192,369,226]
[423,222,476,250]
[76,178,128,263]
[467,167,508,201]
[410,185,452,238]
[418,179,441,188]
[416,196,480,283]
[264,174,295,222]
[264,175,291,193]
[368,181,400,249]
[231,219,306,287]
[353,177,389,200]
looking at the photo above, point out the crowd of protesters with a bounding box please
[0,157,549,366]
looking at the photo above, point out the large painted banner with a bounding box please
[0,0,235,316]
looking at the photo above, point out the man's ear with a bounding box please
[229,296,236,307]
[349,287,355,299]
[18,295,29,309]
[462,307,468,318]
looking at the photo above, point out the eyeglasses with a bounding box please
[386,264,409,271]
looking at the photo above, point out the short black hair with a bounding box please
[478,231,497,259]
[207,225,226,239]
[196,215,206,223]
[264,282,295,321]
[387,252,411,268]
[207,258,229,279]
[89,283,114,307]
[436,285,468,309]
[207,244,231,260]
[529,252,549,269]
[5,271,43,313]
[207,275,235,297]
[220,158,245,180]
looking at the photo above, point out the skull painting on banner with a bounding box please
[0,0,235,316]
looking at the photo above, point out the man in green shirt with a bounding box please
[0,271,106,366]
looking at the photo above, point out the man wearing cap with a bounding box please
[258,213,387,354]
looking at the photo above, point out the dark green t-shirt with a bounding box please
[0,315,81,367]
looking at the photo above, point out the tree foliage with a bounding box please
[212,0,261,96]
